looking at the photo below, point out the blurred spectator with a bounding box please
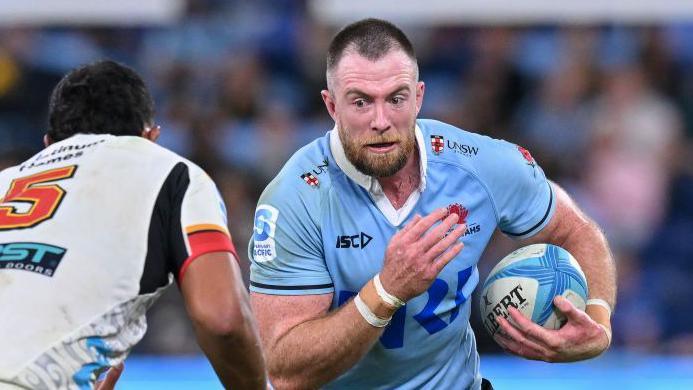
[456,28,523,137]
[0,29,61,150]
[512,58,595,179]
[621,171,693,353]
[584,64,683,250]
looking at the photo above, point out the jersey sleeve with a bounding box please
[248,175,332,296]
[170,162,237,282]
[476,140,555,240]
[139,162,236,292]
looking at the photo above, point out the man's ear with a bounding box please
[415,81,425,116]
[141,125,160,142]
[43,134,53,147]
[321,90,338,122]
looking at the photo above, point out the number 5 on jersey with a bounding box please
[0,166,77,230]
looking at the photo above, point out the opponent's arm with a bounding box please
[181,252,267,389]
[94,363,123,390]
[253,209,465,389]
[496,181,616,362]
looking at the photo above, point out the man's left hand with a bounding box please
[494,296,610,362]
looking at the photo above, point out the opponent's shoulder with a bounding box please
[0,165,19,184]
[108,135,189,164]
[108,136,213,182]
[259,133,332,208]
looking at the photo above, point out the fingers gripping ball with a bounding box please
[480,244,588,337]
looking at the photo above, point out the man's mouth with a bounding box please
[365,142,397,153]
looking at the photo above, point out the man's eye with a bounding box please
[354,99,367,108]
[391,96,405,105]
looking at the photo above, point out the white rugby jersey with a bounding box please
[0,134,236,389]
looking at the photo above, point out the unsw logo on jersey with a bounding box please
[312,159,329,176]
[447,140,479,157]
[431,135,444,155]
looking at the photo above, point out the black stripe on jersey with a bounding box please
[140,162,190,294]
[188,229,225,235]
[501,183,554,238]
[249,280,334,290]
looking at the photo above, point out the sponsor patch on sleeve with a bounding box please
[253,204,279,262]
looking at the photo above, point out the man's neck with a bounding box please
[377,149,421,210]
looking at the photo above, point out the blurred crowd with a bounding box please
[1,0,692,355]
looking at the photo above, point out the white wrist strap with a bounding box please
[586,298,612,318]
[373,273,406,308]
[354,294,391,328]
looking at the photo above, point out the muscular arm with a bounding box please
[251,293,391,389]
[526,182,616,316]
[495,181,616,362]
[252,209,465,389]
[181,252,267,389]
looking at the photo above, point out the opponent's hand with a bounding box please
[95,362,124,390]
[494,296,610,362]
[379,208,466,302]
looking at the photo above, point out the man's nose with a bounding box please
[370,102,391,132]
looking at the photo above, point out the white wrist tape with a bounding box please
[586,298,612,318]
[373,273,406,308]
[354,294,391,328]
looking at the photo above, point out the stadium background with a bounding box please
[1,0,692,388]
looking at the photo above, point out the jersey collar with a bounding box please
[329,124,428,226]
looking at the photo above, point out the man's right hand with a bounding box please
[379,208,466,302]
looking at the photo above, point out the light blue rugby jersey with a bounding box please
[249,119,555,389]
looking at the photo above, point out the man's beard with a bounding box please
[339,125,416,178]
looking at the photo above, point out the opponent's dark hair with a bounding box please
[47,60,154,141]
[326,18,417,73]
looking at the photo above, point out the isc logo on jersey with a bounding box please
[253,205,279,262]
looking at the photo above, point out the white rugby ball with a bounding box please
[479,244,588,337]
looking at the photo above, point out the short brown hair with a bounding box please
[326,18,417,87]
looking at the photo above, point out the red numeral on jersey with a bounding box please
[0,165,77,230]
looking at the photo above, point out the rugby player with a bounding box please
[0,61,266,389]
[249,19,616,389]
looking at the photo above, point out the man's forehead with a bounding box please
[332,50,417,88]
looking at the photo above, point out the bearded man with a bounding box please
[248,18,615,389]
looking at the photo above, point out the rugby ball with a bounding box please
[479,244,588,337]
